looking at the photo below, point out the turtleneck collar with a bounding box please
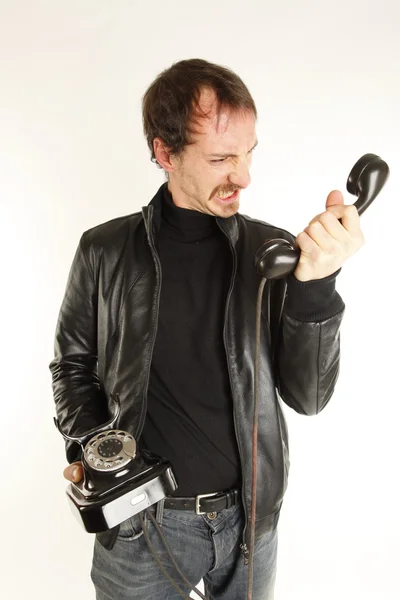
[161,184,219,242]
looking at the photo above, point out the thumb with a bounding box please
[63,461,84,483]
[326,189,344,209]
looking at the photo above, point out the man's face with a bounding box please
[155,89,257,218]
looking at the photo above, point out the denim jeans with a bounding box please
[91,500,278,600]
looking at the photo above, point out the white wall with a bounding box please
[1,1,399,598]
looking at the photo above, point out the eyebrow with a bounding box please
[207,140,259,158]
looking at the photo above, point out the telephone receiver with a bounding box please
[254,153,390,280]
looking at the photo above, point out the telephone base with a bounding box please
[66,460,177,533]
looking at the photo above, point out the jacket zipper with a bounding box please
[217,219,249,565]
[137,211,249,563]
[136,207,162,439]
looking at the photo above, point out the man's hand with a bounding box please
[63,461,84,483]
[293,190,365,282]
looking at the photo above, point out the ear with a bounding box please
[153,138,175,174]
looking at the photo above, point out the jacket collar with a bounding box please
[142,182,239,246]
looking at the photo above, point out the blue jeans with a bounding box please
[91,500,278,599]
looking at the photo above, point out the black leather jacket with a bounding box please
[50,183,345,554]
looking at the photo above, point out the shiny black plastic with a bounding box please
[346,154,390,216]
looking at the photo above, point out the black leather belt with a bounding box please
[164,489,240,515]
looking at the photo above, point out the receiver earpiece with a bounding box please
[346,153,390,216]
[254,153,390,280]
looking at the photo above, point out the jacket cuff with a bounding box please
[284,268,345,322]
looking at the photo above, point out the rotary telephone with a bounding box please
[54,394,178,533]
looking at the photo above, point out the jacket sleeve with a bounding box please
[49,235,109,463]
[274,269,345,415]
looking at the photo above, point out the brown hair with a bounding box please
[141,58,257,169]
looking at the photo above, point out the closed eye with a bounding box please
[210,149,254,164]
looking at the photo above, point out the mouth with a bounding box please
[214,190,239,204]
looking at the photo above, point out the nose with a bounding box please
[228,160,251,189]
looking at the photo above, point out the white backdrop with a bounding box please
[1,1,399,599]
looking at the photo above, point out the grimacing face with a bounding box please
[153,89,257,218]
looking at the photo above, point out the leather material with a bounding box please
[164,489,240,512]
[50,183,345,549]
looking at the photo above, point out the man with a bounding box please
[50,58,365,599]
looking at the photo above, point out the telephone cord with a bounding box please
[139,509,213,600]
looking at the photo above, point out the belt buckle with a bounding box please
[195,492,220,515]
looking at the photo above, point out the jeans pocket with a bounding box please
[117,511,146,541]
[95,512,147,551]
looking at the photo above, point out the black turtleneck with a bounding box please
[140,186,242,496]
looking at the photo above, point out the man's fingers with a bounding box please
[63,461,84,483]
[309,204,359,231]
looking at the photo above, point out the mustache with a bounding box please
[213,188,240,197]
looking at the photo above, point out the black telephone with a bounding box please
[54,394,178,533]
[254,153,390,280]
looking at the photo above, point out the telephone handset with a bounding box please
[254,153,390,280]
[54,394,178,533]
